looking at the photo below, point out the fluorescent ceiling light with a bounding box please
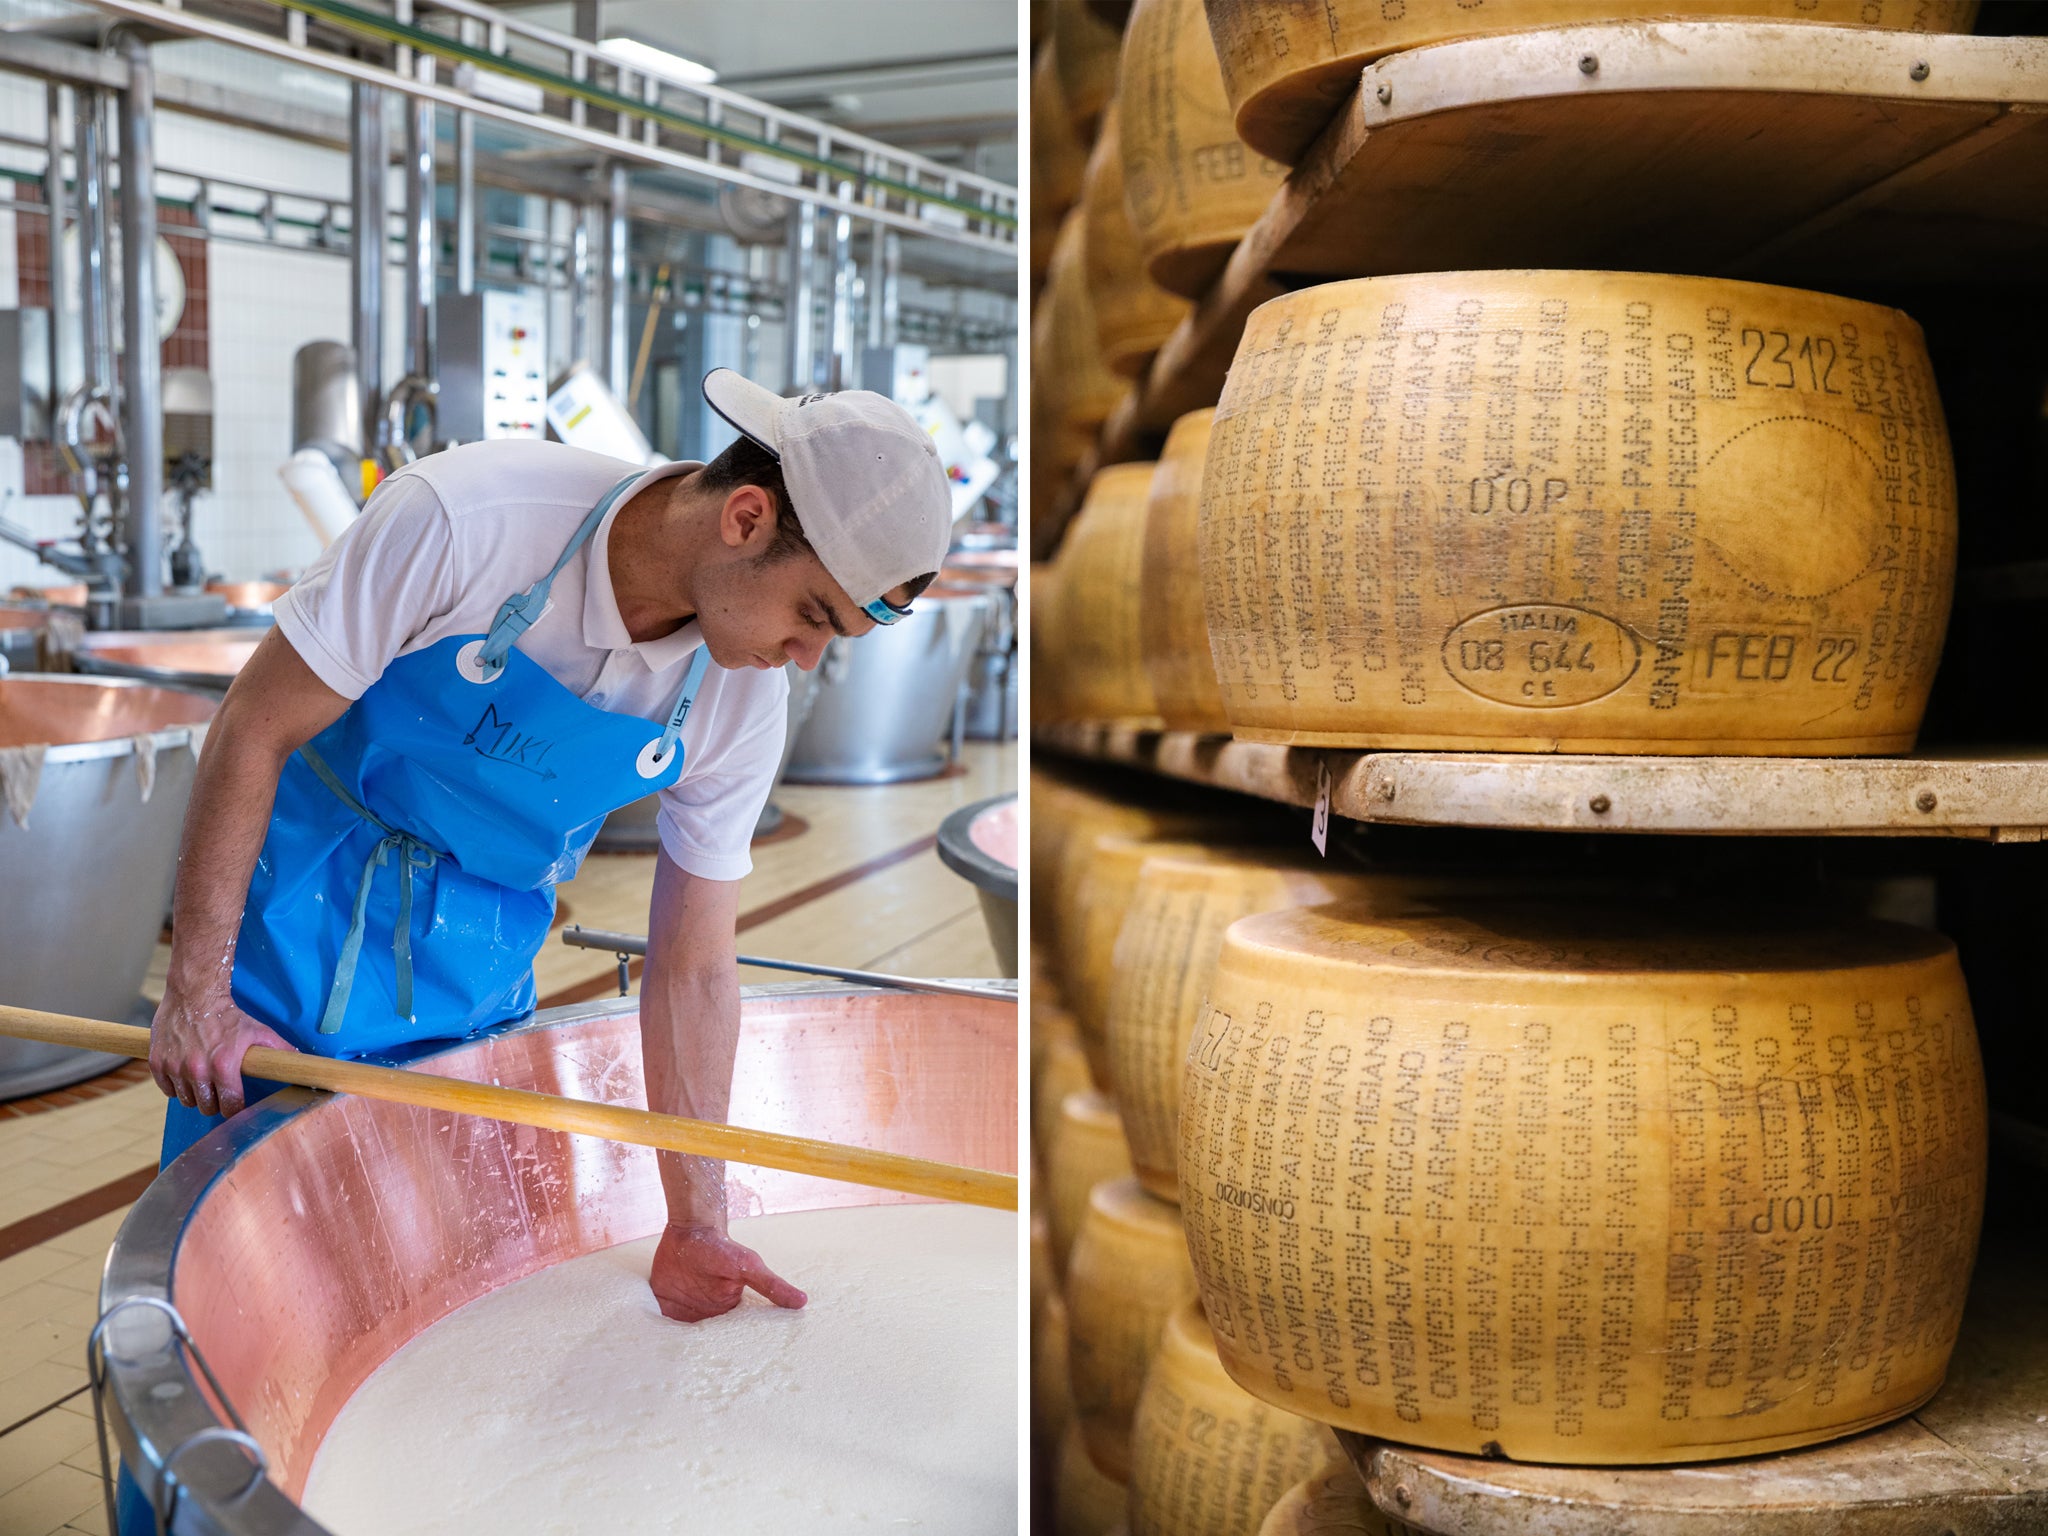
[599,38,717,85]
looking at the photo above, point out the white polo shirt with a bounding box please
[272,439,790,882]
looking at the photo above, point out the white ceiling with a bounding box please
[504,2,1018,183]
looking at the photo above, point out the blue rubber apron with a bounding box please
[155,472,712,1168]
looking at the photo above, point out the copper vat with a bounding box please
[0,603,52,672]
[71,629,260,695]
[0,677,216,1097]
[96,983,1018,1531]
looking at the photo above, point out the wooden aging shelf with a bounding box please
[1035,20,2048,555]
[1036,724,2048,840]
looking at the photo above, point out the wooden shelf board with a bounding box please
[1037,724,2048,839]
[1041,22,2048,551]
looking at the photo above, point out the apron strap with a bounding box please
[477,472,644,676]
[648,644,714,769]
[301,744,441,1034]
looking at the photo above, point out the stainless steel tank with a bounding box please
[93,981,1017,1533]
[784,586,992,785]
[592,658,823,852]
[70,629,259,695]
[936,794,1018,977]
[942,548,1018,743]
[0,677,216,1097]
[0,604,53,673]
[204,580,291,628]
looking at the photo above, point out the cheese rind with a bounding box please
[1119,0,1284,298]
[1198,271,1957,754]
[1068,1178,1202,1481]
[1256,1461,1401,1536]
[1055,463,1164,729]
[1179,900,1988,1462]
[1049,1088,1137,1272]
[1130,1300,1340,1536]
[1139,409,1232,732]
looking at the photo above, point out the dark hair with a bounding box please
[698,433,811,561]
[700,431,939,605]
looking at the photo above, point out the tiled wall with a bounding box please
[0,66,371,592]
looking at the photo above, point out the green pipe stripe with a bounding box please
[264,0,1016,231]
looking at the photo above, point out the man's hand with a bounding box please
[649,1223,807,1323]
[148,985,297,1120]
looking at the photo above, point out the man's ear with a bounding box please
[720,484,775,550]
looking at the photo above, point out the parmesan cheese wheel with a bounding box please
[1038,1286,1078,1465]
[1038,777,1210,979]
[1034,1002,1097,1164]
[1204,1,1984,166]
[1049,1089,1139,1271]
[1054,463,1165,729]
[1034,1206,1058,1323]
[1053,0,1126,139]
[1033,41,1089,273]
[1140,409,1231,732]
[1119,0,1285,298]
[1069,836,1222,1081]
[1179,900,1988,1462]
[1130,1300,1340,1536]
[1256,1461,1400,1536]
[1067,1177,1202,1481]
[1058,1419,1131,1536]
[1103,849,1386,1201]
[1200,272,1957,754]
[1033,563,1067,725]
[1036,215,1126,462]
[1083,105,1192,377]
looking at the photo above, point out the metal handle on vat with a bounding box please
[560,925,1018,1003]
[88,1293,269,1536]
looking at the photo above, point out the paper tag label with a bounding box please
[1311,759,1331,856]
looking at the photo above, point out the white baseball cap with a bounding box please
[702,368,953,624]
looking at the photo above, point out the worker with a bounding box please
[143,369,950,1322]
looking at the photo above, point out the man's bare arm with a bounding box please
[639,852,806,1320]
[151,628,352,1117]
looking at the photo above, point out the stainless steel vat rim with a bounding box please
[68,652,237,692]
[1,674,210,764]
[935,793,1018,902]
[93,979,1002,1536]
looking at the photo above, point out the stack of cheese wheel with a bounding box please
[1033,999,1095,1164]
[1130,1300,1339,1536]
[1037,1283,1077,1475]
[1032,217,1126,512]
[1031,41,1089,284]
[1031,562,1066,726]
[1082,104,1191,377]
[1138,408,1229,732]
[1204,0,1982,165]
[1052,462,1163,728]
[1180,899,1988,1463]
[1058,1420,1130,1536]
[1067,835,1220,1082]
[1036,776,1208,978]
[1119,0,1285,298]
[1101,848,1386,1201]
[1053,0,1125,140]
[1199,272,1958,754]
[1047,1088,1137,1270]
[1257,1461,1399,1536]
[1067,1176,1201,1481]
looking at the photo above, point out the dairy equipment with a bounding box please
[90,982,1016,1532]
[70,629,257,695]
[0,676,214,1098]
[935,793,1018,977]
[439,290,549,444]
[785,586,991,784]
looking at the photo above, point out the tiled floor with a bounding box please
[0,742,1014,1534]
